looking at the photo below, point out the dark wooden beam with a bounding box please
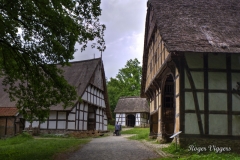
[204,53,209,135]
[5,117,7,135]
[184,56,204,135]
[226,55,232,135]
[179,55,185,133]
[180,133,240,139]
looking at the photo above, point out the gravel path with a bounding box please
[67,135,160,160]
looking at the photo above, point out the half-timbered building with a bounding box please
[0,58,112,134]
[141,0,240,151]
[0,107,24,137]
[114,97,149,127]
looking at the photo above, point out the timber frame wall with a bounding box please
[142,2,240,152]
[26,83,108,132]
[115,113,149,127]
[0,116,24,137]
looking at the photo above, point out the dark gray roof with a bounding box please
[114,96,149,113]
[141,0,240,97]
[50,58,101,110]
[0,58,112,119]
[147,0,240,53]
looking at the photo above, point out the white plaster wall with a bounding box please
[49,111,56,119]
[96,108,99,114]
[96,123,99,130]
[90,94,93,104]
[184,72,204,89]
[78,121,83,130]
[103,100,106,108]
[68,113,75,121]
[135,113,140,126]
[97,97,101,106]
[58,112,66,119]
[72,107,76,113]
[231,54,240,69]
[104,120,107,125]
[232,115,240,135]
[68,122,75,130]
[185,53,203,68]
[84,112,88,120]
[104,125,107,131]
[57,121,66,129]
[115,114,121,122]
[49,121,56,129]
[96,115,99,122]
[232,73,240,110]
[76,110,78,119]
[87,86,91,92]
[25,121,31,128]
[84,104,88,111]
[82,92,87,101]
[40,122,47,129]
[80,112,83,120]
[209,93,227,111]
[232,94,240,111]
[80,103,84,110]
[209,114,227,135]
[185,70,190,89]
[208,53,226,69]
[83,122,87,130]
[185,92,204,110]
[192,72,204,89]
[185,113,204,134]
[32,121,39,128]
[209,72,227,90]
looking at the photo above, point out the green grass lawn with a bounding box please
[117,127,240,159]
[0,133,90,160]
[108,124,115,132]
[155,143,240,160]
[120,127,149,140]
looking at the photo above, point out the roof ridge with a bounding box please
[69,58,101,64]
[120,96,141,99]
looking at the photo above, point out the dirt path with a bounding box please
[66,135,161,160]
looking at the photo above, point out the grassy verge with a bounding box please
[157,143,240,160]
[0,133,90,160]
[108,124,115,132]
[121,127,149,140]
[119,127,240,159]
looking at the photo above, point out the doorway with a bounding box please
[126,114,135,127]
[162,75,175,141]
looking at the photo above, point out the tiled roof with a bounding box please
[0,107,18,117]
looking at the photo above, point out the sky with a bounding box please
[73,0,148,80]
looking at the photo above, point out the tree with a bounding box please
[0,0,106,122]
[107,58,142,117]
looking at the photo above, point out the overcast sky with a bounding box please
[73,0,148,80]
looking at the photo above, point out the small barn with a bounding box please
[0,107,24,137]
[0,58,112,134]
[114,97,149,127]
[141,0,240,151]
